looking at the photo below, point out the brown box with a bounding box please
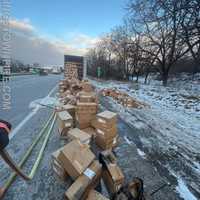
[82,127,96,137]
[82,82,94,92]
[76,102,97,114]
[76,121,91,129]
[102,169,124,195]
[95,135,118,150]
[86,190,110,200]
[95,126,117,139]
[65,160,102,200]
[51,148,68,182]
[96,111,117,124]
[91,119,115,130]
[68,128,92,145]
[58,140,95,180]
[78,91,98,103]
[57,111,73,135]
[101,151,124,195]
[76,114,96,129]
[62,104,76,118]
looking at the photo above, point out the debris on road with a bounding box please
[49,64,149,199]
[101,88,149,108]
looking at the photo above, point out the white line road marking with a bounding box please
[9,84,57,140]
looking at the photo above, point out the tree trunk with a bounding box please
[144,67,150,84]
[136,73,139,82]
[162,73,168,86]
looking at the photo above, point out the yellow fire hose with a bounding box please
[2,112,56,197]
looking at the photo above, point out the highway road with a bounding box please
[0,74,61,137]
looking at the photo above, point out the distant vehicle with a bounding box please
[52,67,61,74]
[39,68,48,76]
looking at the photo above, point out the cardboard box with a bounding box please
[95,135,118,150]
[78,91,98,103]
[58,140,95,180]
[99,150,117,164]
[62,104,76,118]
[76,121,91,129]
[96,111,117,124]
[76,102,97,114]
[102,170,124,195]
[68,128,92,144]
[100,151,124,195]
[82,127,96,137]
[57,111,73,120]
[65,160,102,200]
[82,82,94,92]
[57,111,73,133]
[86,190,110,200]
[51,148,68,182]
[76,113,96,129]
[95,126,117,139]
[91,119,116,130]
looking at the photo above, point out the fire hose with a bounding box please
[0,112,56,198]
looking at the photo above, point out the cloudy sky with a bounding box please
[10,0,126,65]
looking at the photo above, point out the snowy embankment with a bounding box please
[90,73,200,200]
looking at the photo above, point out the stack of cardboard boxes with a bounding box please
[92,111,118,150]
[76,102,98,129]
[58,79,69,98]
[57,111,73,137]
[64,63,78,80]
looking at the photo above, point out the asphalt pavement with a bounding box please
[0,74,62,129]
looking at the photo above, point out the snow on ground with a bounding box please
[90,73,200,200]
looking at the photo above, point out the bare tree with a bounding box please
[180,0,200,75]
[127,0,191,85]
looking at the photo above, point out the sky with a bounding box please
[9,0,128,65]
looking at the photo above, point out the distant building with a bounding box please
[64,55,84,80]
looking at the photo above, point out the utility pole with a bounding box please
[83,57,87,80]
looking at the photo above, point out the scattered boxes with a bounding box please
[82,127,96,138]
[92,111,118,150]
[57,111,73,137]
[100,150,124,196]
[100,88,148,108]
[65,160,102,200]
[68,128,92,145]
[51,148,68,182]
[58,140,95,180]
[57,104,76,120]
[86,190,110,200]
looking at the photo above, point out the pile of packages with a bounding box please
[64,63,79,80]
[52,75,127,199]
[51,140,125,199]
[101,88,148,108]
[52,62,146,199]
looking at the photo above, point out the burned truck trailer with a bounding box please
[64,55,84,80]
